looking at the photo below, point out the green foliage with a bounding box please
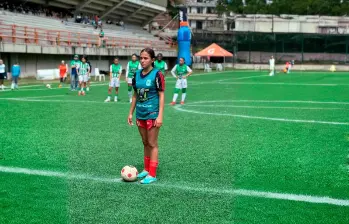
[217,0,349,16]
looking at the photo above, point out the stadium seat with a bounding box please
[94,68,105,82]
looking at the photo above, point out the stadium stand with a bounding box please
[0,0,173,51]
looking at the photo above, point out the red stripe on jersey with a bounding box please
[156,71,165,91]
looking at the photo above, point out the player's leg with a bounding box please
[86,77,90,91]
[114,78,120,102]
[10,76,14,90]
[0,74,4,90]
[14,76,18,89]
[127,78,133,103]
[105,78,114,102]
[59,77,63,87]
[137,124,151,179]
[140,125,159,184]
[70,74,75,90]
[78,76,83,95]
[171,79,182,105]
[180,79,187,104]
[75,74,79,90]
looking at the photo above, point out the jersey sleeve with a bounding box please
[132,76,136,92]
[164,62,168,71]
[119,65,122,75]
[186,66,193,73]
[155,71,165,92]
[110,65,113,72]
[171,65,177,77]
[126,62,130,75]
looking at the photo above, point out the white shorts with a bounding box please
[175,78,187,89]
[79,75,88,82]
[270,66,275,70]
[109,77,120,88]
[127,78,133,84]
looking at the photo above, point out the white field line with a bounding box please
[184,104,349,111]
[0,95,65,100]
[173,106,349,126]
[218,75,269,82]
[0,165,348,207]
[0,98,129,105]
[1,83,108,92]
[187,100,349,106]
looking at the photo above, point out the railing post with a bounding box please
[34,28,38,45]
[12,25,16,43]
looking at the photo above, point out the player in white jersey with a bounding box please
[269,56,275,76]
[0,59,6,90]
[78,56,90,96]
[170,57,193,105]
[105,58,122,102]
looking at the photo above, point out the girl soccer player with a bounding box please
[170,57,192,105]
[59,60,68,88]
[126,54,142,103]
[105,57,122,102]
[78,56,90,96]
[127,48,165,184]
[0,59,6,90]
[154,53,168,76]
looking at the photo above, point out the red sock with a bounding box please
[144,156,150,172]
[149,160,158,177]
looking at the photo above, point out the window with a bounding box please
[197,21,203,29]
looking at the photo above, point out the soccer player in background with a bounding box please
[126,54,142,103]
[78,56,90,96]
[86,57,92,91]
[105,57,122,102]
[11,62,21,90]
[127,48,165,184]
[59,60,68,88]
[170,57,193,105]
[269,56,275,76]
[70,55,81,91]
[0,59,6,90]
[154,53,168,76]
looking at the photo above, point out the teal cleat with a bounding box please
[140,175,157,184]
[137,170,149,179]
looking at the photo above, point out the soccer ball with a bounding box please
[46,84,51,89]
[120,165,138,182]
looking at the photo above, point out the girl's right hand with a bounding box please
[127,114,133,126]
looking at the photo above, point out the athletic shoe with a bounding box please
[137,170,149,179]
[86,87,89,91]
[104,98,110,102]
[114,98,118,102]
[129,98,132,103]
[140,175,157,184]
[58,84,62,88]
[170,102,176,106]
[78,91,81,96]
[180,101,185,105]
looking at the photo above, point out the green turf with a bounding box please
[0,70,349,224]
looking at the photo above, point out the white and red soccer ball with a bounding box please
[120,165,138,182]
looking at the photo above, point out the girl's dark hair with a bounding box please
[157,53,163,57]
[81,55,88,60]
[140,48,156,67]
[114,57,119,60]
[180,57,185,61]
[141,48,155,59]
[131,53,137,57]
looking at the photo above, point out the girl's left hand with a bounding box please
[154,117,163,128]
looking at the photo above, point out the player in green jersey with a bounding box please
[154,53,168,76]
[126,54,142,103]
[78,56,90,96]
[170,57,192,105]
[105,57,122,102]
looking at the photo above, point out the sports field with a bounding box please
[0,70,349,224]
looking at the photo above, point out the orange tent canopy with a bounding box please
[194,43,233,57]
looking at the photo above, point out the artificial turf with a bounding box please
[0,70,348,224]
